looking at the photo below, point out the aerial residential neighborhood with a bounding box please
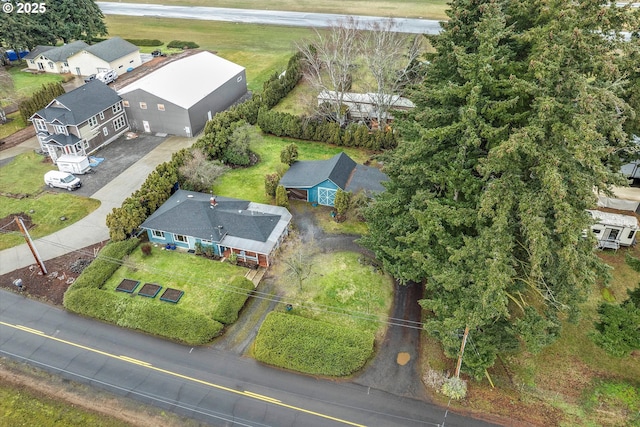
[1,1,639,427]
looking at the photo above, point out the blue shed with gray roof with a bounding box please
[279,152,389,206]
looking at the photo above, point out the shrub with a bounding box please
[66,240,139,291]
[253,312,374,376]
[211,276,254,324]
[275,185,289,208]
[626,252,640,272]
[280,143,298,165]
[125,38,163,46]
[167,40,199,49]
[334,189,351,217]
[19,82,65,124]
[64,289,223,345]
[441,376,468,400]
[141,243,152,256]
[264,172,280,197]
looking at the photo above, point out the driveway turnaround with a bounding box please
[0,135,194,275]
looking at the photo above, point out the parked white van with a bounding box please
[44,171,81,191]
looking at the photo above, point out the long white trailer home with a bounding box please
[587,210,638,250]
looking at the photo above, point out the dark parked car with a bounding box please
[151,50,166,57]
[84,74,96,83]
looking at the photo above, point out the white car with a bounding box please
[44,171,81,191]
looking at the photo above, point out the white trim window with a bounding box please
[34,119,47,132]
[88,116,98,127]
[112,102,122,114]
[54,125,67,135]
[174,234,188,243]
[103,127,109,136]
[113,115,126,131]
[99,111,105,120]
[139,102,147,110]
[123,100,130,107]
[152,230,165,238]
[157,104,165,111]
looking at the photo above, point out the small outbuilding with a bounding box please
[117,51,247,137]
[587,209,638,250]
[279,152,389,207]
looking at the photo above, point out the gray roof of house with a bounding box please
[140,190,288,245]
[82,37,138,62]
[42,133,82,147]
[40,41,89,62]
[279,152,357,189]
[23,45,55,60]
[346,164,389,194]
[30,80,122,126]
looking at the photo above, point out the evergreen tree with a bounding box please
[361,0,639,378]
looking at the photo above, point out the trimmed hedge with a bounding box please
[64,289,223,345]
[211,276,254,324]
[66,240,140,291]
[253,312,374,376]
[167,40,199,49]
[125,38,163,46]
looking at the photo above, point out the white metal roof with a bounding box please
[117,51,245,109]
[587,210,638,229]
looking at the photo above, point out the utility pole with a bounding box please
[15,216,47,275]
[454,324,470,378]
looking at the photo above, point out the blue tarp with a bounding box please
[88,157,104,167]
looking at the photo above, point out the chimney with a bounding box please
[210,196,217,208]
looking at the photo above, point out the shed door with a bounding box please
[288,188,308,201]
[318,187,336,206]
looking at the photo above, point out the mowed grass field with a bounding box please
[113,0,450,20]
[105,16,312,92]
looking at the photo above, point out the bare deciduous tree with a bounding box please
[178,148,229,193]
[296,17,361,126]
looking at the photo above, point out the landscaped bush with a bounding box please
[66,239,139,291]
[64,289,223,345]
[211,276,254,324]
[125,38,163,46]
[253,312,374,376]
[19,82,65,124]
[167,40,199,49]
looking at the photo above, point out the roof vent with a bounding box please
[187,194,194,198]
[210,196,218,208]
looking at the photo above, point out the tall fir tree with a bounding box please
[361,0,640,378]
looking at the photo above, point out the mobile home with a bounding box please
[587,210,638,249]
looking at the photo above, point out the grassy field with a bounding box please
[103,247,249,318]
[5,66,66,99]
[113,0,450,20]
[213,133,376,204]
[105,15,311,92]
[0,112,26,140]
[429,245,640,426]
[0,152,100,250]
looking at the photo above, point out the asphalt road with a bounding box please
[96,2,443,34]
[0,290,499,427]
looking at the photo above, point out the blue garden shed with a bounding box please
[279,152,389,207]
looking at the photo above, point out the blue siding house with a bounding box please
[140,190,292,267]
[279,152,389,206]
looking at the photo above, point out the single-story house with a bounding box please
[140,190,292,267]
[279,152,389,207]
[67,37,141,77]
[24,41,89,73]
[29,80,129,162]
[117,51,248,137]
[317,90,415,128]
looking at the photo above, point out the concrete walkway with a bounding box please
[0,135,194,275]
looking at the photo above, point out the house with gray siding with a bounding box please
[117,51,247,137]
[279,152,389,207]
[29,80,129,162]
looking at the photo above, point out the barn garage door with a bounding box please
[288,188,308,201]
[318,187,336,206]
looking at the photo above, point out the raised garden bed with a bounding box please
[116,279,140,293]
[159,288,184,303]
[138,283,162,298]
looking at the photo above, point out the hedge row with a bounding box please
[19,82,65,124]
[253,312,374,376]
[211,276,255,324]
[167,40,199,49]
[66,240,140,291]
[64,288,223,345]
[125,38,163,47]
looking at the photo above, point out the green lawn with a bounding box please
[103,247,249,318]
[272,251,394,334]
[6,65,65,99]
[113,0,450,20]
[0,112,26,140]
[213,133,375,204]
[0,153,100,250]
[105,16,310,92]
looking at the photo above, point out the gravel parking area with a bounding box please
[49,133,169,197]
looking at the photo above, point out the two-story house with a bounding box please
[30,80,130,162]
